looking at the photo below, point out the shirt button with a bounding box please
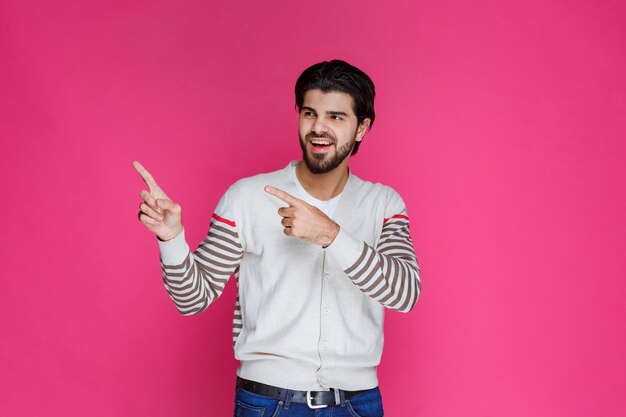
[319,378,327,385]
[322,340,329,347]
[324,273,330,279]
[323,308,330,315]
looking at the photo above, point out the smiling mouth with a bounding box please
[308,139,334,153]
[310,139,333,146]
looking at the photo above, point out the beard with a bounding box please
[299,130,357,174]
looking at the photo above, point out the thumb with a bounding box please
[156,198,181,213]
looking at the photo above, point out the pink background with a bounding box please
[1,0,625,416]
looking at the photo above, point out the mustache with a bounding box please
[305,132,336,142]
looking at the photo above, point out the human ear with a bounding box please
[356,118,371,141]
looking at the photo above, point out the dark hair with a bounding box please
[295,60,375,155]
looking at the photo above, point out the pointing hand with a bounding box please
[265,186,339,248]
[133,161,184,241]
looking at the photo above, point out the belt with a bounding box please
[237,377,372,409]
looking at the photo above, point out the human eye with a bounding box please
[302,110,316,118]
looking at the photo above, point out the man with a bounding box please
[135,60,420,417]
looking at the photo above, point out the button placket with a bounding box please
[317,253,330,388]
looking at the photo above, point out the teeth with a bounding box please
[312,140,331,146]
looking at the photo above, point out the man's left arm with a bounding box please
[325,204,421,313]
[266,186,421,313]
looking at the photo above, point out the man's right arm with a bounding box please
[133,160,243,315]
[158,213,243,315]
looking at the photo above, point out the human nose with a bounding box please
[311,116,329,135]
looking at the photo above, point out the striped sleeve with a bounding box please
[325,199,420,313]
[158,196,243,316]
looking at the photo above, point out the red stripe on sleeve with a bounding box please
[383,214,410,224]
[212,213,236,227]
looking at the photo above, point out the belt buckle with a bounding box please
[306,391,328,409]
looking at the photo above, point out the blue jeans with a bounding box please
[233,385,384,417]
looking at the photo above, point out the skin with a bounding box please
[134,88,370,248]
[134,160,183,242]
[296,89,370,201]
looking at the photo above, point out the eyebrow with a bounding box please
[301,106,349,117]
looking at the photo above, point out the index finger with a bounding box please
[133,160,159,191]
[265,186,300,206]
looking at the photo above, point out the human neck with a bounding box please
[295,160,350,201]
